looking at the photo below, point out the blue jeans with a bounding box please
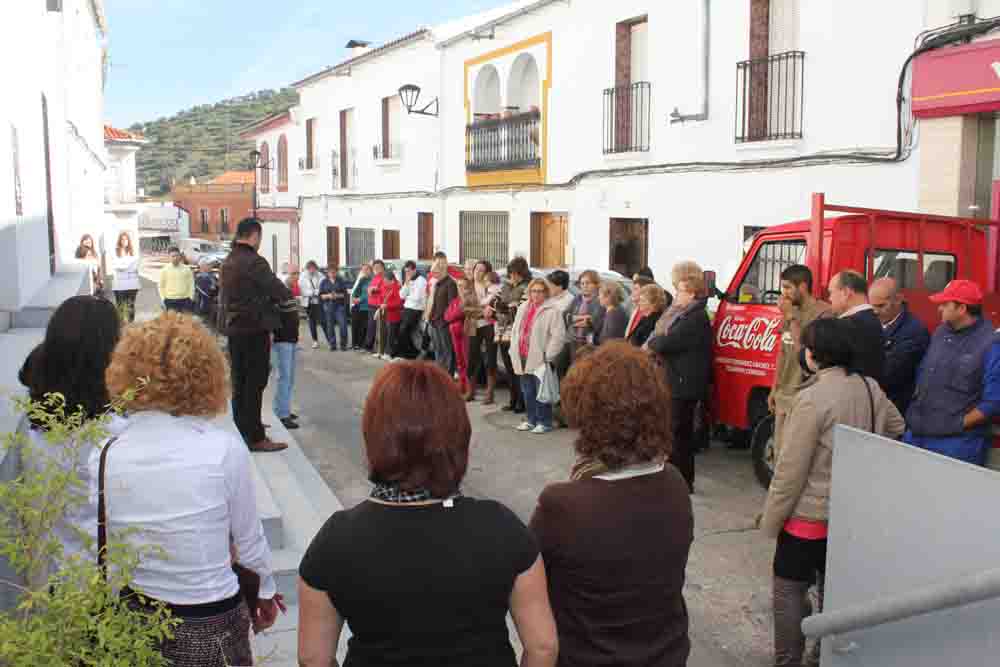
[519,372,552,428]
[324,303,349,349]
[271,342,297,419]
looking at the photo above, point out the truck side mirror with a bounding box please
[703,270,722,299]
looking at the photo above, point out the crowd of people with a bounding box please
[28,216,1000,667]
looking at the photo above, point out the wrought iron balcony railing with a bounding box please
[603,81,651,154]
[373,142,403,161]
[466,110,541,172]
[735,50,805,143]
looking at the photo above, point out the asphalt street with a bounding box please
[288,341,775,667]
[133,277,774,666]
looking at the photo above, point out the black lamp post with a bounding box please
[398,84,439,117]
[249,149,274,218]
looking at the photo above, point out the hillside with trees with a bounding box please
[129,88,298,195]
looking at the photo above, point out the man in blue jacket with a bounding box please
[869,277,930,416]
[904,280,1000,465]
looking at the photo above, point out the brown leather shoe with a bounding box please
[249,439,288,453]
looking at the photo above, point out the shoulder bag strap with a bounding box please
[97,436,119,580]
[860,376,876,433]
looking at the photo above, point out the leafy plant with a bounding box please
[0,389,179,666]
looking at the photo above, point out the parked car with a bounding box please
[177,238,228,268]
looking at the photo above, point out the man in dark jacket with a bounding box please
[428,260,459,375]
[221,218,293,452]
[647,275,713,493]
[869,277,930,415]
[905,280,1000,465]
[828,270,885,386]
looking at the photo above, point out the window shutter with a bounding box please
[306,119,315,169]
[339,111,348,188]
[382,97,390,159]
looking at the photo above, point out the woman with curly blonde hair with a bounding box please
[102,312,283,666]
[529,341,693,666]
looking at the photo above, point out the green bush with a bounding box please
[0,391,179,666]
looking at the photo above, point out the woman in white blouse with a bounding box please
[103,311,281,666]
[111,231,141,322]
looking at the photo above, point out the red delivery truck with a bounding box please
[706,193,1000,487]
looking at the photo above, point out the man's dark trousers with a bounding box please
[229,332,270,446]
[164,298,192,313]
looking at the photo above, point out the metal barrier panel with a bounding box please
[820,425,1000,666]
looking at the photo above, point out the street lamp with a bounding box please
[249,149,274,218]
[398,84,439,117]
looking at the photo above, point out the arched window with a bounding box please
[473,65,502,118]
[507,53,541,113]
[277,134,288,191]
[259,141,270,193]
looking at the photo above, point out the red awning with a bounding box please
[913,38,1000,118]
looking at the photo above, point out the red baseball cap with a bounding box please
[929,279,983,305]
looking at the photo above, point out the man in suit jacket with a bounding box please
[869,277,930,415]
[828,270,886,387]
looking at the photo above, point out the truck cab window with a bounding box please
[733,239,806,305]
[867,249,956,291]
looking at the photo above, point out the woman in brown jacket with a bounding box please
[761,318,904,667]
[530,341,692,666]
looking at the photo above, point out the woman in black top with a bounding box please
[298,361,558,667]
[594,282,628,345]
[647,261,713,493]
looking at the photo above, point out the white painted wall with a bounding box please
[261,222,291,272]
[253,117,302,210]
[0,0,105,313]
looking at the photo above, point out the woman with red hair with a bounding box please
[298,361,558,667]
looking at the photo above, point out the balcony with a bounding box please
[735,51,805,143]
[298,155,320,172]
[372,142,403,164]
[466,110,541,173]
[602,82,651,154]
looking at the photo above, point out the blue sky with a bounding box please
[104,0,509,128]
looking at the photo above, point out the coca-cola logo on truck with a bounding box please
[715,315,780,353]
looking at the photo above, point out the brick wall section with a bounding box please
[748,0,770,140]
[171,185,253,240]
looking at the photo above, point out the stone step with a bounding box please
[249,457,283,550]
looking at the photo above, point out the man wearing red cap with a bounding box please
[904,279,1000,465]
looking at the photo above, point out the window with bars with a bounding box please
[733,239,806,304]
[346,227,376,266]
[459,211,509,268]
[200,209,209,234]
[219,208,230,235]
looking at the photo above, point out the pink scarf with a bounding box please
[519,303,540,359]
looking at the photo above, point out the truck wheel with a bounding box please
[751,414,776,489]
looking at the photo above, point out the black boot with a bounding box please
[773,576,809,667]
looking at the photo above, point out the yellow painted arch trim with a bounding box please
[464,32,553,187]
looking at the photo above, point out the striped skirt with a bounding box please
[128,594,254,667]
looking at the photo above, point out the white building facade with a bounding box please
[0,0,109,327]
[103,125,145,282]
[252,0,995,286]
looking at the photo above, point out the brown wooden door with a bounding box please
[531,212,568,268]
[417,213,434,259]
[382,229,400,260]
[609,218,648,277]
[326,226,340,271]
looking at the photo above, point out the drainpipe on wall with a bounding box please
[669,0,710,124]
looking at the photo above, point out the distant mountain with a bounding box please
[130,88,299,195]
